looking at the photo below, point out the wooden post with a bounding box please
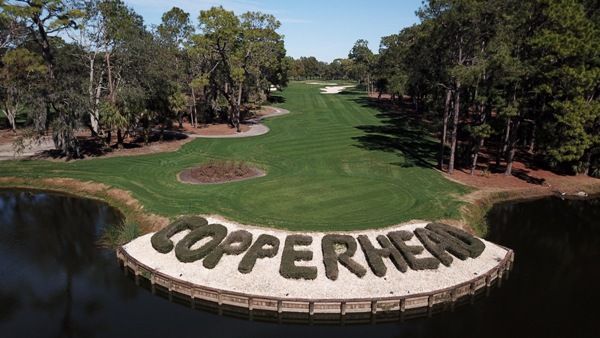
[309,302,315,316]
[427,295,434,318]
[341,302,347,316]
[277,300,282,314]
[134,271,140,286]
[248,297,253,311]
[371,300,377,315]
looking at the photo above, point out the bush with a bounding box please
[151,216,208,253]
[101,222,141,247]
[203,230,253,269]
[238,234,280,274]
[425,223,485,258]
[175,223,228,263]
[357,234,408,277]
[279,235,317,280]
[322,234,367,280]
[414,227,470,266]
[387,231,440,270]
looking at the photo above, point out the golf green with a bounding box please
[0,83,470,230]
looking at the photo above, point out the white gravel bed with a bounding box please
[123,216,509,300]
[320,85,355,94]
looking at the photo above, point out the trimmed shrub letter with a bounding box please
[279,235,317,280]
[175,223,228,263]
[151,216,208,253]
[322,234,367,280]
[358,234,408,277]
[387,231,440,270]
[425,223,485,258]
[414,227,470,266]
[238,234,280,274]
[203,230,253,269]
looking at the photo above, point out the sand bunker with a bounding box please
[320,85,354,94]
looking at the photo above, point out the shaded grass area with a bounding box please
[0,83,469,231]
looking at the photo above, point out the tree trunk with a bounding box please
[4,105,17,132]
[497,117,511,166]
[505,118,521,176]
[191,86,198,128]
[448,83,461,174]
[471,139,484,175]
[235,83,243,132]
[116,128,124,149]
[529,123,536,153]
[439,89,452,170]
[583,150,592,176]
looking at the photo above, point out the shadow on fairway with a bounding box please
[352,97,439,169]
[267,94,286,104]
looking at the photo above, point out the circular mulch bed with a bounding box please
[178,161,265,185]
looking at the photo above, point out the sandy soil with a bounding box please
[447,160,599,195]
[0,106,289,160]
[124,217,509,300]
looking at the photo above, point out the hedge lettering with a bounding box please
[238,234,280,274]
[387,231,440,270]
[203,230,253,269]
[175,223,228,263]
[322,234,367,280]
[279,235,318,280]
[357,234,408,277]
[151,216,208,253]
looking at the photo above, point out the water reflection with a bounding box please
[1,190,599,338]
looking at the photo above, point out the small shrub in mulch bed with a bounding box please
[151,216,208,253]
[322,234,367,280]
[179,160,263,184]
[238,234,280,274]
[357,235,409,277]
[387,231,440,270]
[175,223,228,263]
[279,235,318,280]
[203,230,253,269]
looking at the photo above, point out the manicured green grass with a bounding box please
[0,83,469,230]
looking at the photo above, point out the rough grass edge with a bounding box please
[460,183,600,236]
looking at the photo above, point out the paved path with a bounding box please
[188,107,290,139]
[0,136,54,161]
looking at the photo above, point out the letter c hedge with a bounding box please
[151,216,208,253]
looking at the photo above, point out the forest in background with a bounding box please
[288,0,599,177]
[0,0,287,158]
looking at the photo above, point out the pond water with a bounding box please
[0,189,599,338]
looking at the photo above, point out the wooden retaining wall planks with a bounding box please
[116,246,514,316]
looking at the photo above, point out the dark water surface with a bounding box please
[0,190,599,338]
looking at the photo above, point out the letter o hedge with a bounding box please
[175,223,228,263]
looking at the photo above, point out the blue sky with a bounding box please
[124,0,423,62]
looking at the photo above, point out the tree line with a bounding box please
[0,0,287,158]
[354,0,600,177]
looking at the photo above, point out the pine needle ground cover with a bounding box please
[0,83,469,231]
